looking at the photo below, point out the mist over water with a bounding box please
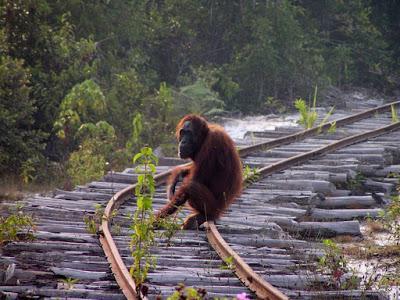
[221,114,298,140]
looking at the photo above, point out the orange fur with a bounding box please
[156,115,243,229]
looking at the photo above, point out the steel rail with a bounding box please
[205,221,289,300]
[239,100,400,157]
[205,121,400,299]
[256,121,400,178]
[99,172,171,300]
[99,102,400,300]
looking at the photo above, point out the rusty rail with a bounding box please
[257,121,400,178]
[239,100,400,156]
[204,121,400,299]
[99,102,400,300]
[205,221,289,300]
[99,172,171,299]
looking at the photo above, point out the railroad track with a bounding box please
[1,101,399,299]
[101,101,400,299]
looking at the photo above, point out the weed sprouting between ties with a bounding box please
[0,203,36,246]
[129,147,158,294]
[295,85,336,132]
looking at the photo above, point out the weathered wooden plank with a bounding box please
[310,208,383,221]
[282,289,388,300]
[312,195,380,209]
[297,220,361,237]
[50,267,110,280]
[0,286,124,300]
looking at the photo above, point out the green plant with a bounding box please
[0,203,36,245]
[220,256,235,270]
[0,55,46,177]
[175,79,225,116]
[20,158,37,184]
[295,85,336,132]
[126,113,144,155]
[347,172,365,192]
[317,106,335,133]
[318,239,357,289]
[60,277,79,290]
[380,183,400,240]
[264,96,286,114]
[53,79,106,141]
[84,203,117,235]
[391,104,399,123]
[83,203,104,235]
[328,120,337,133]
[243,165,260,187]
[129,147,158,293]
[166,283,207,300]
[295,86,318,129]
[156,208,184,247]
[67,144,106,186]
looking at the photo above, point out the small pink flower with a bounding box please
[236,292,250,300]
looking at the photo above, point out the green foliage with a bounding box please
[303,0,390,88]
[265,97,287,114]
[220,256,235,271]
[130,147,158,290]
[348,172,366,192]
[126,113,144,155]
[76,121,117,156]
[297,86,318,129]
[243,166,260,187]
[225,0,326,111]
[167,284,207,300]
[318,239,358,289]
[295,86,336,131]
[156,210,184,247]
[175,79,225,116]
[83,203,104,235]
[328,121,337,134]
[0,1,97,182]
[54,80,106,141]
[67,144,106,186]
[20,158,37,184]
[122,82,176,155]
[378,181,400,240]
[106,69,149,140]
[0,204,36,246]
[295,98,318,129]
[1,0,97,140]
[60,277,79,290]
[391,104,399,123]
[1,0,399,185]
[66,121,123,185]
[317,106,335,134]
[387,195,400,239]
[0,55,46,175]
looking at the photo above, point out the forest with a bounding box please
[1,0,399,187]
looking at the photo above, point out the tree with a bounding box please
[0,54,45,174]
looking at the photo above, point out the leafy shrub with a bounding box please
[174,80,225,116]
[318,239,358,289]
[54,79,106,142]
[0,204,36,245]
[67,143,106,186]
